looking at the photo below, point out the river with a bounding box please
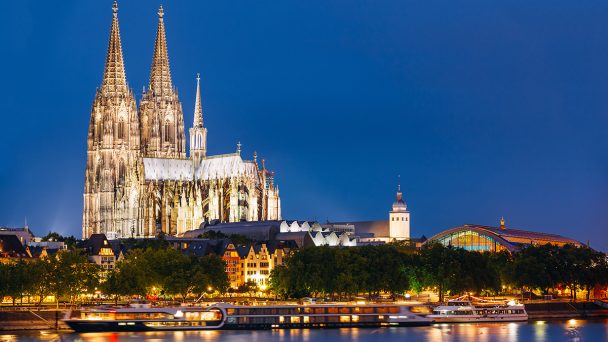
[1,319,606,341]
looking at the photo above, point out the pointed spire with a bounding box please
[397,174,401,192]
[236,141,242,155]
[101,0,128,95]
[149,4,173,97]
[193,73,203,128]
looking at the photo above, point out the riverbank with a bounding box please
[525,301,608,319]
[0,309,74,331]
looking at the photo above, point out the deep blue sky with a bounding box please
[1,1,606,250]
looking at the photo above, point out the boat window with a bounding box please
[388,307,400,314]
[314,308,325,314]
[376,307,388,314]
[361,307,375,314]
[327,307,339,314]
[339,315,350,323]
[290,316,301,323]
[339,307,351,314]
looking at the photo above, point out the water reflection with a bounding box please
[4,320,608,342]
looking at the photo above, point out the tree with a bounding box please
[238,280,259,297]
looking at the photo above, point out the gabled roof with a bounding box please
[0,235,29,258]
[235,245,252,258]
[81,234,114,256]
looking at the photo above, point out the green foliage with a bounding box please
[102,248,229,301]
[270,245,416,300]
[269,243,608,302]
[40,232,78,249]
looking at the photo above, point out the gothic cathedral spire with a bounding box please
[139,5,186,159]
[101,0,127,95]
[149,5,172,97]
[190,73,207,164]
[83,0,143,240]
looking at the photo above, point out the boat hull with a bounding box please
[64,320,431,332]
[429,315,528,323]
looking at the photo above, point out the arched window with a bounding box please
[117,120,125,140]
[118,161,126,185]
[164,120,173,142]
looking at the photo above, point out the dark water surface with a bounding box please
[2,319,606,341]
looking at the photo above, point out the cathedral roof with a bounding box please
[143,158,193,180]
[143,154,259,181]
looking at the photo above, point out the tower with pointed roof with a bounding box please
[189,74,207,165]
[139,5,186,159]
[82,3,281,239]
[389,177,410,240]
[83,1,143,239]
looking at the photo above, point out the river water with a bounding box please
[2,319,606,341]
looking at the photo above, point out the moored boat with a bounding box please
[427,300,528,323]
[63,302,432,332]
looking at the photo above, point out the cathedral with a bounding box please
[82,3,281,239]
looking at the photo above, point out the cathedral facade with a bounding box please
[82,3,281,239]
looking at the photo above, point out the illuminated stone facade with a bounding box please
[83,3,281,239]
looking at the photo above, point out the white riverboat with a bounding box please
[63,302,432,332]
[427,300,528,323]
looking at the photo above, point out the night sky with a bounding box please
[1,1,606,250]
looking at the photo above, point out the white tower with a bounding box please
[389,177,410,240]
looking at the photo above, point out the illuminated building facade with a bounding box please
[82,3,281,239]
[425,219,582,253]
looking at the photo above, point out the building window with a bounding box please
[117,120,125,140]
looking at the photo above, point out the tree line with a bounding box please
[0,247,228,306]
[269,243,608,302]
[0,250,99,307]
[104,248,228,302]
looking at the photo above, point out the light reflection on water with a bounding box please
[2,319,607,342]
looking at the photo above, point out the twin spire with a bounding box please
[101,2,201,114]
[101,0,127,95]
[149,5,173,97]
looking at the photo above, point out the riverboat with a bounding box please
[427,300,528,323]
[63,303,432,332]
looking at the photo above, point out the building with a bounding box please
[80,234,117,276]
[183,220,356,247]
[425,218,583,253]
[163,237,293,289]
[0,225,35,246]
[0,235,31,262]
[327,181,412,243]
[82,3,281,239]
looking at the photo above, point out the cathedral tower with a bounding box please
[189,74,207,164]
[389,177,410,240]
[83,1,143,239]
[139,5,186,159]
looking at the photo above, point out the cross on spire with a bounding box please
[397,174,401,192]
